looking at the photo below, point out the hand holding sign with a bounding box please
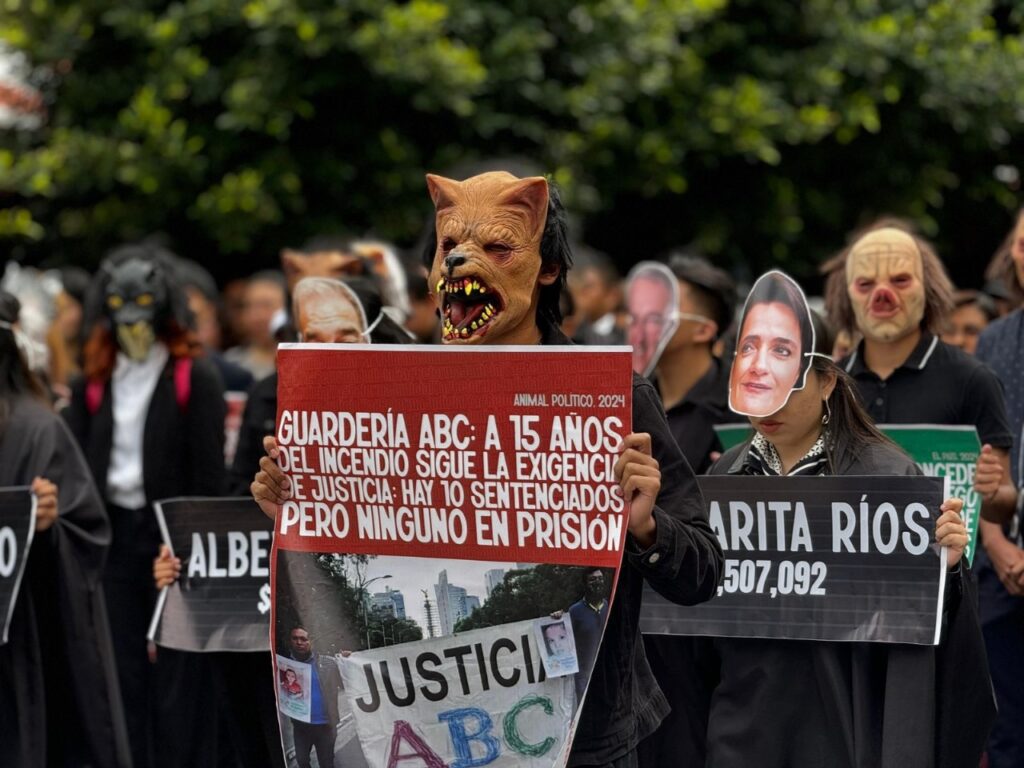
[153,544,181,589]
[935,498,968,569]
[614,433,659,548]
[251,435,290,519]
[30,476,56,533]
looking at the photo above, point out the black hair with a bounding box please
[952,289,998,322]
[538,184,573,327]
[667,252,736,340]
[0,292,48,436]
[812,356,896,471]
[248,270,289,300]
[173,258,219,305]
[342,277,414,345]
[59,266,92,306]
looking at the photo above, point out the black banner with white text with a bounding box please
[641,475,948,645]
[0,487,35,646]
[148,497,273,652]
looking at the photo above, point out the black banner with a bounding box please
[641,475,948,645]
[0,487,35,645]
[148,497,273,652]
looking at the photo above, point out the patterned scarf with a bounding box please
[745,431,829,476]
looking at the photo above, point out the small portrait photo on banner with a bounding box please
[274,653,313,723]
[534,615,579,678]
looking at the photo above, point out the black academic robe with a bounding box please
[700,440,996,768]
[64,355,228,768]
[0,395,131,768]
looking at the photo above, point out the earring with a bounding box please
[821,399,832,425]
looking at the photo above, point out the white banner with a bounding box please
[339,619,576,768]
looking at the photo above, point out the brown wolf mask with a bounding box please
[426,171,558,345]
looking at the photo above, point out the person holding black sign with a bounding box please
[696,271,993,768]
[64,245,227,768]
[0,291,131,768]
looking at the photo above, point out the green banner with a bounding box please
[713,424,982,564]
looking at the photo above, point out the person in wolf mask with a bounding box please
[64,243,226,768]
[253,171,723,767]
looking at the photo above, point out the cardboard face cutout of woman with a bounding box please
[626,262,680,377]
[729,270,815,418]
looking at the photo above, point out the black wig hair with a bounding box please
[538,183,573,328]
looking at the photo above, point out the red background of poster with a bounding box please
[273,345,632,568]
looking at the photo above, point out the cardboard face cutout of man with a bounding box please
[626,262,680,377]
[729,271,815,418]
[426,171,557,345]
[105,258,169,361]
[292,278,369,344]
[845,228,926,343]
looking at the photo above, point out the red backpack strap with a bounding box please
[85,378,104,415]
[174,357,192,412]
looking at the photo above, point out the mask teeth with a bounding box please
[442,278,489,297]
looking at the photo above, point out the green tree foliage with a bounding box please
[2,0,1023,285]
[454,565,594,632]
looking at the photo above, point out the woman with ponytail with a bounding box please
[0,291,130,767]
[696,273,994,767]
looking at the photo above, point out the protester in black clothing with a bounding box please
[253,171,723,767]
[64,244,227,768]
[703,351,993,767]
[824,221,1017,524]
[0,292,131,768]
[653,253,737,474]
[636,254,736,768]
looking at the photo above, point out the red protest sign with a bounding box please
[270,344,631,768]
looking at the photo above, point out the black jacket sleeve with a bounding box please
[624,376,723,605]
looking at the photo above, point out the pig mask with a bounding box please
[426,172,559,345]
[846,228,926,343]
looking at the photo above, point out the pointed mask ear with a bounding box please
[497,176,549,241]
[425,174,461,214]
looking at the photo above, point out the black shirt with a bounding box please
[839,333,1013,449]
[661,356,737,474]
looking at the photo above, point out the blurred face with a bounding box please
[942,303,989,355]
[627,274,676,375]
[289,629,311,659]
[750,368,833,451]
[571,268,612,323]
[730,302,802,416]
[584,570,607,602]
[543,624,571,656]
[1012,215,1024,293]
[296,292,364,344]
[846,229,925,343]
[186,287,221,350]
[55,291,83,343]
[242,279,286,347]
